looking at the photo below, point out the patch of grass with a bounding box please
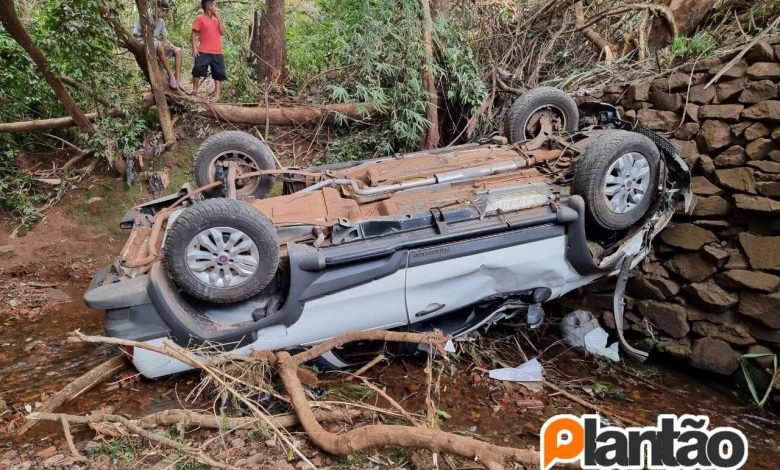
[592,382,633,402]
[84,437,138,466]
[669,35,716,59]
[326,383,374,401]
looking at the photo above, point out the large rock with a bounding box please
[690,338,739,375]
[691,321,755,346]
[636,300,690,338]
[715,168,757,194]
[748,160,780,173]
[750,323,780,344]
[688,84,716,104]
[702,244,729,267]
[739,80,778,104]
[746,62,780,80]
[742,101,780,122]
[692,195,730,217]
[746,42,775,62]
[628,274,680,300]
[650,91,682,112]
[746,138,777,160]
[626,83,649,101]
[695,154,715,175]
[665,252,718,283]
[715,78,747,103]
[658,223,718,250]
[691,176,722,195]
[655,338,692,359]
[683,281,738,312]
[734,194,780,213]
[636,109,680,132]
[739,232,780,271]
[757,181,780,197]
[651,72,693,92]
[739,291,780,329]
[713,145,747,168]
[716,269,780,293]
[743,122,771,140]
[673,123,699,140]
[697,120,734,152]
[719,59,747,79]
[699,104,744,122]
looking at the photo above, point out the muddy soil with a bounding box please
[1,144,778,469]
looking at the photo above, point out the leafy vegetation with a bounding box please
[286,0,485,161]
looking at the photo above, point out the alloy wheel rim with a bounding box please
[603,151,651,214]
[186,226,259,288]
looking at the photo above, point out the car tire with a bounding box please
[163,198,279,304]
[193,131,276,199]
[572,130,660,232]
[504,86,579,143]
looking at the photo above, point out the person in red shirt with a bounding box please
[191,0,226,101]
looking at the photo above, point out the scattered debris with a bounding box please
[488,358,543,382]
[561,309,620,362]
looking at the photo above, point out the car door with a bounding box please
[405,227,570,323]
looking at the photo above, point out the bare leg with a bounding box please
[157,45,174,82]
[174,50,183,85]
[192,76,201,94]
[213,80,222,102]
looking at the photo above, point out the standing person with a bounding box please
[133,0,183,90]
[191,0,226,101]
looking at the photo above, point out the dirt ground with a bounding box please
[1,143,779,469]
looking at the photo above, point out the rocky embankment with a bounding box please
[572,39,780,384]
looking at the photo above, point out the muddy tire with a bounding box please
[504,87,579,143]
[193,131,276,199]
[164,198,279,303]
[572,130,660,232]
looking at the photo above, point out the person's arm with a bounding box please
[191,16,201,58]
[190,30,199,58]
[214,7,225,35]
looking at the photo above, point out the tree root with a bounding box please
[278,351,538,470]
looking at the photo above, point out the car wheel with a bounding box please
[163,198,279,303]
[504,86,579,143]
[572,130,660,232]
[193,131,276,199]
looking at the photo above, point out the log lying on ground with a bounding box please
[16,355,126,436]
[194,101,372,126]
[31,408,375,431]
[0,98,372,133]
[0,109,123,133]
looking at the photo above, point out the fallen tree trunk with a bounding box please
[196,101,373,126]
[0,109,123,133]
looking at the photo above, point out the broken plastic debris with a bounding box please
[583,327,620,362]
[488,357,543,382]
[561,310,620,362]
[417,339,456,356]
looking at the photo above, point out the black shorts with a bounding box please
[192,53,227,81]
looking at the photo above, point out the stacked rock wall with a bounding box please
[572,39,780,378]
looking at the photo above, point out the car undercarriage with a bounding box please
[84,88,692,377]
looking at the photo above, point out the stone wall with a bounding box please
[570,39,780,381]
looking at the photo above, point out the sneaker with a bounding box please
[168,78,179,90]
